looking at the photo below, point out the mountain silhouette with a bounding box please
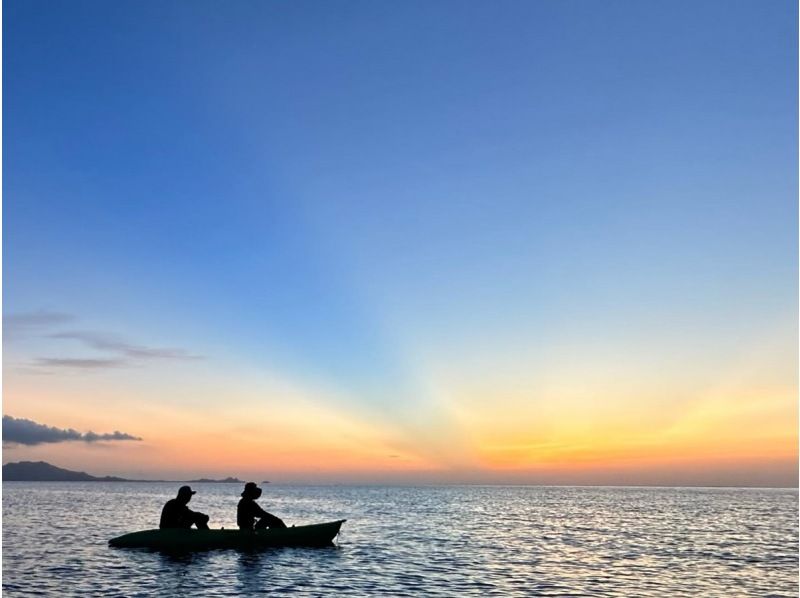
[3,461,128,481]
[2,461,245,483]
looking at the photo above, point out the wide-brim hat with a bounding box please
[241,482,262,498]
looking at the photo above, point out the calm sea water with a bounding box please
[2,482,797,596]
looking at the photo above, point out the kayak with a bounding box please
[109,520,345,551]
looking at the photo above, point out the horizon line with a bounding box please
[3,480,796,490]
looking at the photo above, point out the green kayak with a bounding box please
[109,520,345,551]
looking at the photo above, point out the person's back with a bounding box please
[160,497,190,529]
[237,496,261,530]
[159,486,210,530]
[237,482,286,530]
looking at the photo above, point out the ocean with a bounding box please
[2,482,797,596]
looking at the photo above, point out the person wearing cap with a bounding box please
[159,486,210,529]
[237,482,287,530]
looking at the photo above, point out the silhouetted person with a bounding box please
[237,482,287,530]
[160,486,210,530]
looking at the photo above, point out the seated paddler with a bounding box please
[237,482,287,530]
[159,485,210,529]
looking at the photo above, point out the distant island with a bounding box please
[2,461,245,483]
[188,477,246,484]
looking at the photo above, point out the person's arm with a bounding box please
[175,504,191,526]
[253,502,270,518]
[182,505,210,528]
[254,502,287,528]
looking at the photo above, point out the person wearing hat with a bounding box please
[159,486,210,529]
[237,482,287,530]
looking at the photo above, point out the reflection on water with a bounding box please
[3,483,798,597]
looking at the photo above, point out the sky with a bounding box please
[3,0,797,486]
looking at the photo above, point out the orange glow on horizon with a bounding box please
[3,351,797,486]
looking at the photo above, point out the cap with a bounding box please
[177,485,196,496]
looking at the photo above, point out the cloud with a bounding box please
[49,331,203,361]
[82,430,142,442]
[4,310,203,372]
[3,311,75,339]
[3,415,142,446]
[32,358,127,370]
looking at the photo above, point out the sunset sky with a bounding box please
[4,0,797,485]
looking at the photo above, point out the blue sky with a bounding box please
[3,1,797,483]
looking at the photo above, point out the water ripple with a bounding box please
[2,484,797,596]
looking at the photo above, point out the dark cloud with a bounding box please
[3,415,142,446]
[82,430,142,442]
[49,331,203,361]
